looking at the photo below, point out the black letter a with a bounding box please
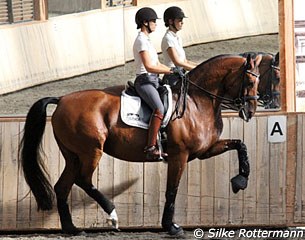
[271,122,283,136]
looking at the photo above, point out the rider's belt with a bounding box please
[137,73,159,77]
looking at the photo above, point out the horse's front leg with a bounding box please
[199,139,249,194]
[162,154,188,236]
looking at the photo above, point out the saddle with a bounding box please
[120,81,172,129]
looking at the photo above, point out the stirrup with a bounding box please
[144,146,168,161]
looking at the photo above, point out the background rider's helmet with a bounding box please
[135,7,159,29]
[163,6,187,27]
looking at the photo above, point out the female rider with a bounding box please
[161,6,197,72]
[133,7,173,160]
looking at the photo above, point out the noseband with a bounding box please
[240,70,260,102]
[172,58,260,120]
[186,60,259,113]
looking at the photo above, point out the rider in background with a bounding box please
[161,6,197,85]
[133,7,172,161]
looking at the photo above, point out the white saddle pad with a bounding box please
[120,85,172,129]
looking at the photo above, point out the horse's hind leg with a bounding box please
[54,145,80,234]
[75,152,117,229]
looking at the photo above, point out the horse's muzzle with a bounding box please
[239,103,255,122]
[239,108,251,122]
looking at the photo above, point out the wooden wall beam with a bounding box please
[278,0,296,112]
[34,0,48,20]
[7,0,14,23]
[286,114,297,224]
[101,0,106,9]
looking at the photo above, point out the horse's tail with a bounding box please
[20,97,59,211]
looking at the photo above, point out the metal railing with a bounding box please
[0,0,34,24]
[1,0,136,23]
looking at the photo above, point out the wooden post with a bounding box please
[33,0,48,20]
[101,0,107,9]
[278,0,296,112]
[7,0,13,23]
[286,114,297,225]
[278,0,297,226]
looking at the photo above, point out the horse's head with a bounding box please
[187,54,262,121]
[258,52,280,109]
[223,54,262,121]
[239,54,262,121]
[270,52,280,108]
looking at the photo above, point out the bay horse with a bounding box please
[19,53,262,236]
[240,52,280,109]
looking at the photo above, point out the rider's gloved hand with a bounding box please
[170,67,184,78]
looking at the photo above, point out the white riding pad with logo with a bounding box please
[120,85,172,129]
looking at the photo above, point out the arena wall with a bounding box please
[0,0,278,95]
[0,113,303,231]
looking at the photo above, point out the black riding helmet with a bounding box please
[164,6,187,27]
[135,7,159,29]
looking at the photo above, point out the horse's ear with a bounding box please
[246,53,254,70]
[275,52,279,64]
[245,54,252,69]
[246,54,252,65]
[254,54,262,66]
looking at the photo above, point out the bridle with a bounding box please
[258,59,280,108]
[173,59,260,120]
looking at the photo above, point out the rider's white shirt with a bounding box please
[133,31,158,75]
[161,30,186,68]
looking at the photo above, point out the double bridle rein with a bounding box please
[173,60,260,119]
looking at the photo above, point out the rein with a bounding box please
[188,77,239,106]
[172,72,189,119]
[187,75,258,112]
[172,64,259,118]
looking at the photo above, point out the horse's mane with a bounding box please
[239,51,274,59]
[199,53,241,65]
[188,54,243,77]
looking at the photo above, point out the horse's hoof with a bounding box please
[62,226,82,235]
[75,231,86,236]
[231,174,248,194]
[106,217,119,230]
[167,223,184,236]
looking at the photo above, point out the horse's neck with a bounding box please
[187,56,244,111]
[185,77,223,119]
[188,62,227,97]
[185,91,223,136]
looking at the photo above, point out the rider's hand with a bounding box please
[170,67,184,77]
